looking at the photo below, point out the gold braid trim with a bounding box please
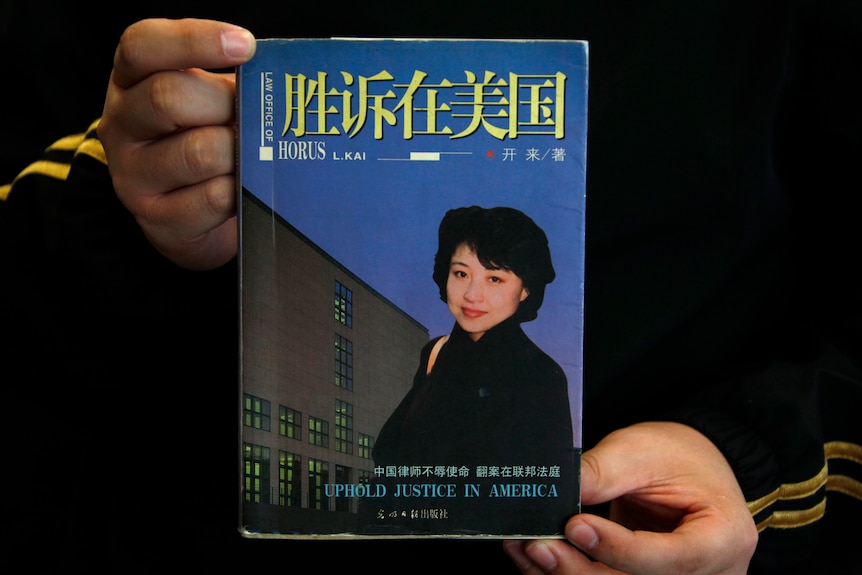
[1,119,106,201]
[69,119,106,165]
[76,138,107,164]
[748,464,827,516]
[824,441,862,501]
[826,475,862,499]
[825,441,862,465]
[7,160,73,183]
[755,498,826,531]
[749,441,862,532]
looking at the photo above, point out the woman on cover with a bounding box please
[366,205,577,536]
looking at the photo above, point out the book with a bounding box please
[237,37,588,539]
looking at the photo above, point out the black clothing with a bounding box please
[367,319,576,536]
[2,1,861,573]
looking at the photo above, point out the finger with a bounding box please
[504,538,625,575]
[579,430,655,507]
[580,422,718,506]
[154,214,238,272]
[110,18,256,89]
[565,513,746,575]
[103,68,238,144]
[140,176,239,271]
[503,539,539,573]
[141,173,236,237]
[565,515,676,575]
[111,124,235,204]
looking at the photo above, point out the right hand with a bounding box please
[98,18,256,270]
[504,422,758,575]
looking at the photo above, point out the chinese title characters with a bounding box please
[281,70,567,140]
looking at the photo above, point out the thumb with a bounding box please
[579,425,657,506]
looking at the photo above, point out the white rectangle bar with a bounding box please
[409,152,441,161]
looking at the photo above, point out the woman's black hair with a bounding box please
[432,205,555,323]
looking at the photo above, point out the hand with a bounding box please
[97,18,256,270]
[503,422,758,575]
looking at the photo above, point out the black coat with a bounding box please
[366,318,577,536]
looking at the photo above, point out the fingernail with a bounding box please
[221,29,254,58]
[525,541,558,571]
[568,521,599,550]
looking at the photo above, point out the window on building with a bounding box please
[334,280,353,328]
[335,400,353,454]
[334,334,353,391]
[278,451,302,507]
[243,394,271,431]
[308,417,329,448]
[308,458,330,511]
[358,469,371,487]
[334,464,352,512]
[358,433,374,460]
[243,443,271,504]
[279,406,302,440]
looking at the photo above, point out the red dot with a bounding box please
[486,151,494,158]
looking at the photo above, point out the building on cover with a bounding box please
[240,191,429,534]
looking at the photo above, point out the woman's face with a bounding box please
[446,243,528,341]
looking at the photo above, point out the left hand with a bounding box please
[98,18,257,270]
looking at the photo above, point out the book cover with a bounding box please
[237,37,588,538]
